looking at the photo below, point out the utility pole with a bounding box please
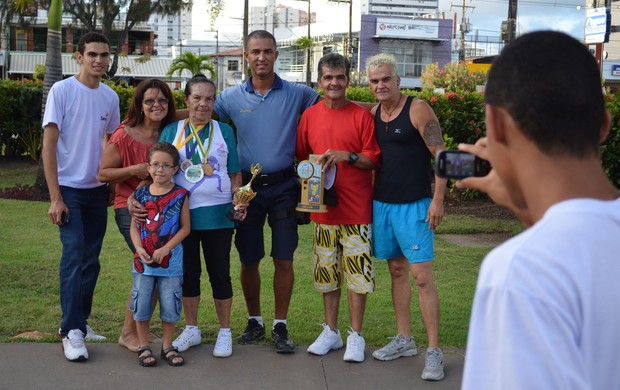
[450,1,474,61]
[501,0,517,44]
[306,0,312,86]
[242,0,249,82]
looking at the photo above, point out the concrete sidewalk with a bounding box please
[1,342,464,389]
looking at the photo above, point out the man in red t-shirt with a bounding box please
[296,53,381,363]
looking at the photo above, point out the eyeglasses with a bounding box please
[143,98,169,106]
[148,163,175,171]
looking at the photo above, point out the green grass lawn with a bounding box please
[0,162,524,347]
[0,159,39,189]
[0,196,522,348]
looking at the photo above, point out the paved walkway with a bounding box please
[1,342,464,389]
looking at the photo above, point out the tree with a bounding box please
[166,51,215,79]
[15,0,63,194]
[295,36,313,86]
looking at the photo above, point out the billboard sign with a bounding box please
[375,18,439,40]
[585,7,610,44]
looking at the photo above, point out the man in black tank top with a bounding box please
[365,53,448,381]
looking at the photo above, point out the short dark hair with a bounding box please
[77,32,109,54]
[485,31,604,157]
[318,53,350,80]
[126,79,176,128]
[184,73,216,97]
[245,30,277,51]
[149,142,180,167]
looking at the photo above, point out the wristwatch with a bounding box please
[348,152,359,165]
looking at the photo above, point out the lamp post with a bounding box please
[329,0,353,60]
[208,29,220,91]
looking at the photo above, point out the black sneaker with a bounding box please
[272,322,295,354]
[237,319,265,344]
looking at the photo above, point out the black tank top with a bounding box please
[374,96,432,203]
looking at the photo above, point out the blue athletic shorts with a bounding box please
[372,199,434,264]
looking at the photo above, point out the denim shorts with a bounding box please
[130,273,183,323]
[372,199,434,264]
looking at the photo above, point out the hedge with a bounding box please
[1,81,618,188]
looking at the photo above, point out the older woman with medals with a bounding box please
[98,78,177,352]
[158,74,244,358]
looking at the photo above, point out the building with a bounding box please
[210,47,244,90]
[359,14,453,88]
[251,0,316,32]
[150,8,192,57]
[361,0,439,18]
[0,7,189,84]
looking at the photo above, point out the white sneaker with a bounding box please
[172,327,202,352]
[62,329,88,361]
[343,328,365,362]
[85,325,106,341]
[372,334,417,361]
[307,324,343,356]
[421,348,445,381]
[213,330,233,358]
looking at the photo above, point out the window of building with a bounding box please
[16,30,27,51]
[379,40,432,78]
[228,60,239,71]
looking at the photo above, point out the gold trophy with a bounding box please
[228,163,262,222]
[296,154,328,213]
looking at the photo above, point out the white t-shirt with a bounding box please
[462,197,620,390]
[42,76,120,188]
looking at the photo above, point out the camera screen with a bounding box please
[445,152,476,177]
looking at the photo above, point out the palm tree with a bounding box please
[15,0,62,194]
[167,51,216,80]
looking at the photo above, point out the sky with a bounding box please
[454,0,586,40]
[193,0,587,43]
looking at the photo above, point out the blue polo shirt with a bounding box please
[215,74,319,173]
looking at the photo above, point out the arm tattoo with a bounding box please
[423,120,444,147]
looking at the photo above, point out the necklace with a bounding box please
[382,94,404,132]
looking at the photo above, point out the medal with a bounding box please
[185,164,204,183]
[180,159,193,172]
[203,160,213,176]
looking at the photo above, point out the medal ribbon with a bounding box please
[177,119,214,164]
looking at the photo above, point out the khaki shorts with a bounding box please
[312,223,375,294]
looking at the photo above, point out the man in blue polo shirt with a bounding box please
[215,30,320,353]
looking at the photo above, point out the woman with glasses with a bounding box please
[152,74,244,359]
[98,78,177,352]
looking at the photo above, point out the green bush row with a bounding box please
[1,80,618,188]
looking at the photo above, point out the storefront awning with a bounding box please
[7,52,192,80]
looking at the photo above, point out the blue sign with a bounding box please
[612,64,620,77]
[585,7,610,44]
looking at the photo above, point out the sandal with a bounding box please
[161,346,184,366]
[137,346,157,367]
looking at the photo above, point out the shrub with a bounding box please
[1,80,618,188]
[604,94,620,187]
[420,62,487,93]
[0,79,43,160]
